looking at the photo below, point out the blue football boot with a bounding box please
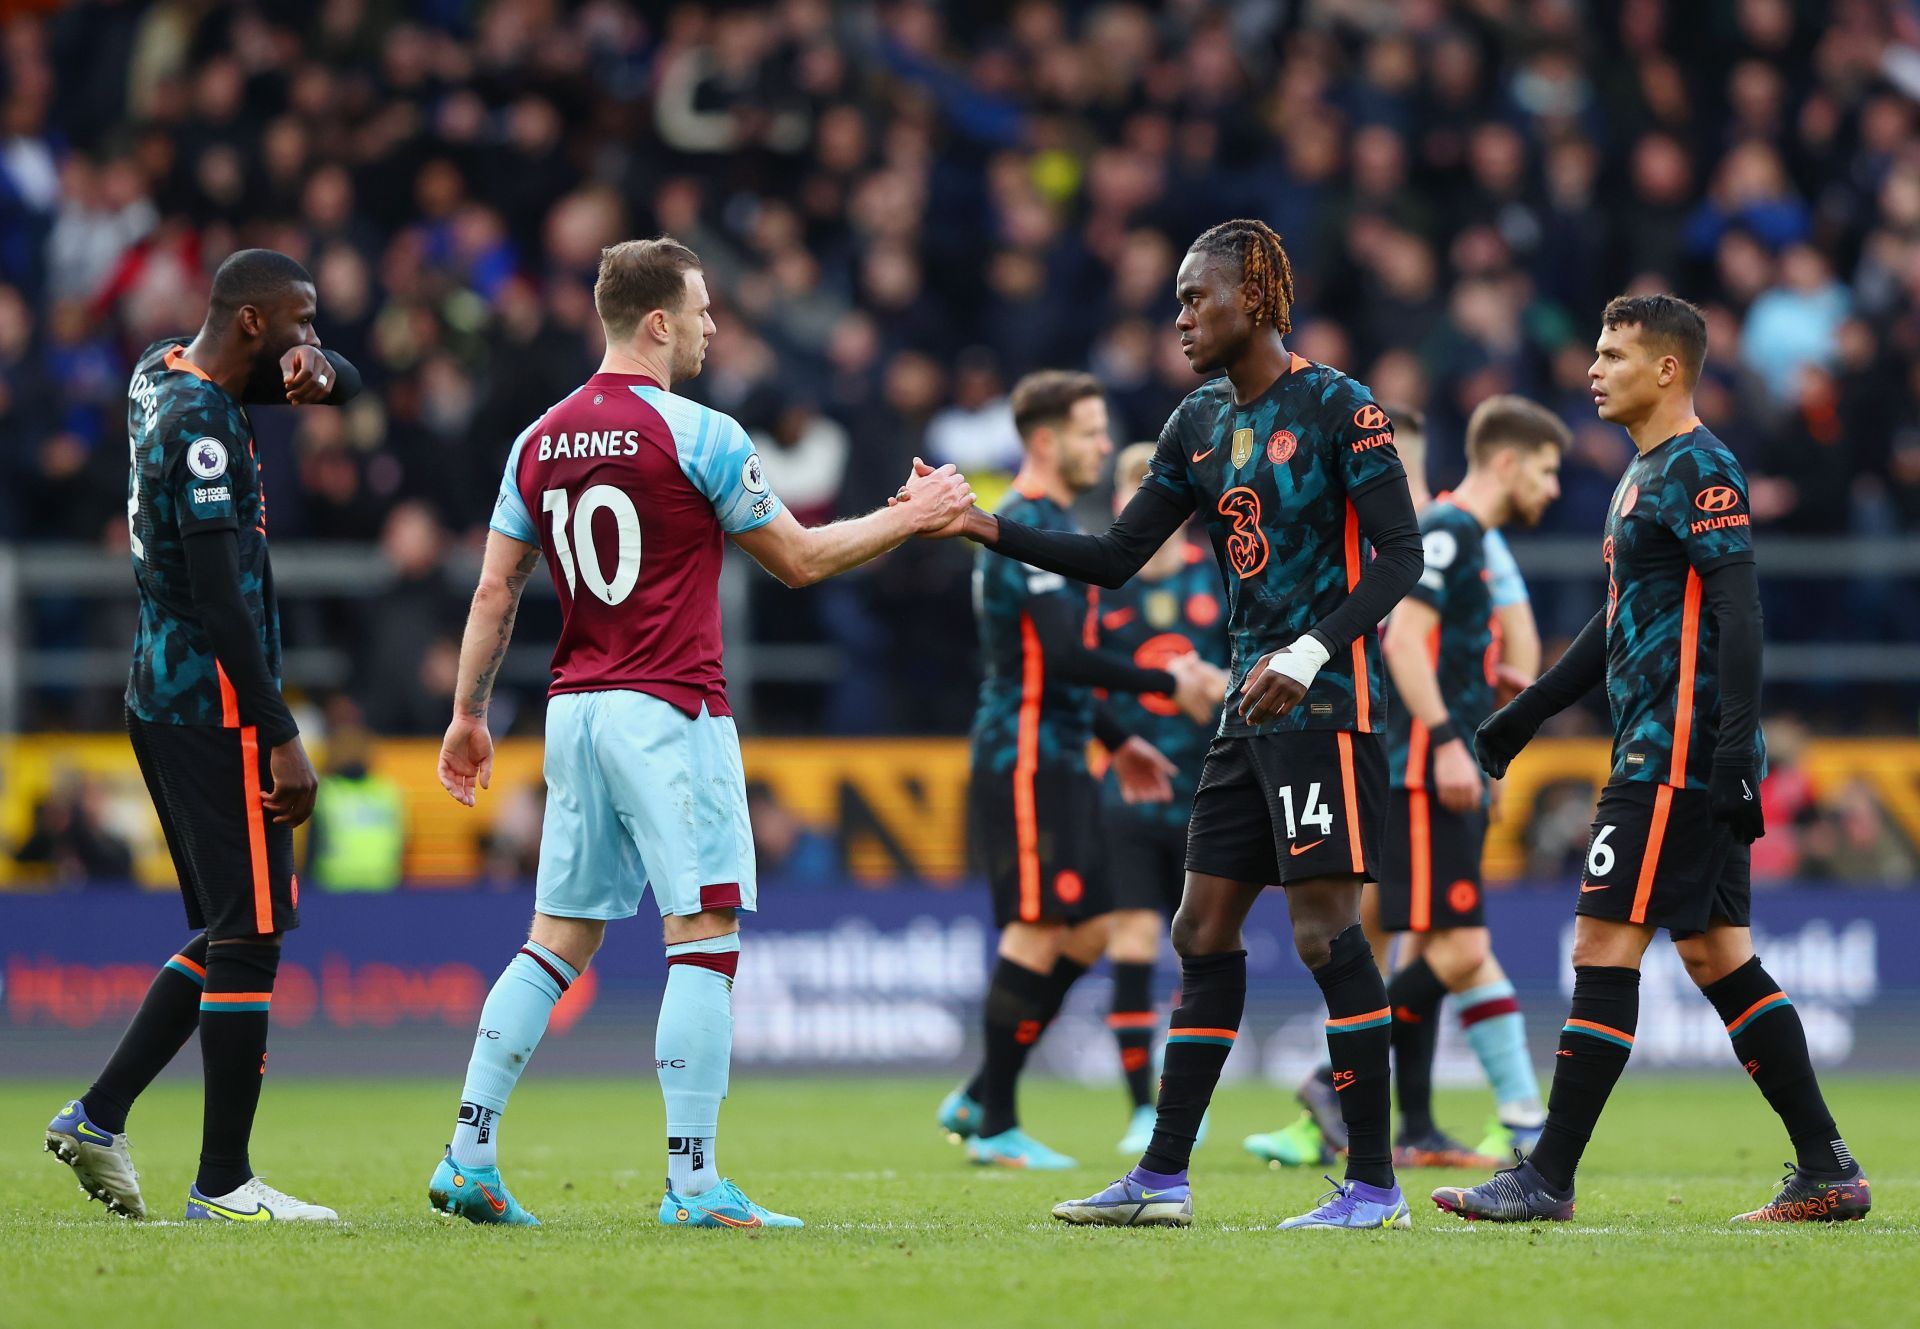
[1052,1168,1192,1227]
[45,1099,145,1219]
[1116,1105,1156,1154]
[937,1086,984,1141]
[1279,1175,1413,1230]
[428,1148,540,1226]
[660,1178,802,1229]
[967,1128,1076,1170]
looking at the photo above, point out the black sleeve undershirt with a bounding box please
[1025,593,1178,695]
[184,528,299,748]
[1702,558,1763,766]
[1303,477,1423,657]
[1092,706,1133,751]
[240,349,364,406]
[986,485,1193,589]
[1521,607,1608,722]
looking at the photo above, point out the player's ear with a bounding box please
[237,303,263,338]
[646,307,671,345]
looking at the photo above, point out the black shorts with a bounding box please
[1575,779,1750,938]
[1106,808,1186,917]
[1378,789,1486,932]
[1185,730,1385,886]
[969,763,1111,928]
[127,707,298,940]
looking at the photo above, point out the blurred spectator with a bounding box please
[747,786,838,886]
[12,773,134,883]
[307,712,406,893]
[356,503,461,735]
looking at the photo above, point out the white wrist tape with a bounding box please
[1262,634,1330,690]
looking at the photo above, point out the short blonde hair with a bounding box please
[1114,441,1156,494]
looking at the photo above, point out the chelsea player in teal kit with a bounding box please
[1435,295,1870,1224]
[921,220,1425,1229]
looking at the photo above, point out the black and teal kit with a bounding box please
[1478,423,1766,935]
[1095,542,1229,913]
[1380,500,1497,932]
[968,487,1183,926]
[123,338,359,938]
[984,355,1423,886]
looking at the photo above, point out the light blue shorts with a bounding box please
[535,690,757,921]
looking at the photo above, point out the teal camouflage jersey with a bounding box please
[1095,541,1230,828]
[970,490,1096,777]
[124,339,280,728]
[1385,500,1495,790]
[1143,355,1407,739]
[1602,423,1765,789]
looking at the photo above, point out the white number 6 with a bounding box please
[1587,824,1617,878]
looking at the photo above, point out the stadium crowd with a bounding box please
[2,0,1919,882]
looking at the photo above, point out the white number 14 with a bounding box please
[1278,782,1334,840]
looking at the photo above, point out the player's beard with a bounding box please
[242,335,299,400]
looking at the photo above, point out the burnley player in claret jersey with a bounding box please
[426,237,973,1231]
[1433,295,1871,1225]
[922,219,1425,1230]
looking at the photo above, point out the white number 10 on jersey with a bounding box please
[542,485,642,606]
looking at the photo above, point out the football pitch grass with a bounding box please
[1,1076,1912,1328]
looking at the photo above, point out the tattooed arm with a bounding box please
[437,531,542,806]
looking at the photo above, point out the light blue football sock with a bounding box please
[1457,979,1544,1126]
[659,934,739,1197]
[451,940,581,1167]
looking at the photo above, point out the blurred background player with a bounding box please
[929,219,1426,1229]
[936,371,1225,1170]
[1435,295,1870,1224]
[1375,395,1565,1169]
[1094,442,1231,1155]
[45,249,361,1223]
[428,237,974,1230]
[1245,403,1551,1169]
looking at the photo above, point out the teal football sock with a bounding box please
[1457,979,1544,1125]
[451,940,579,1168]
[660,934,740,1197]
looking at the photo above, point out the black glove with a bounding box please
[1473,699,1542,779]
[1710,763,1766,844]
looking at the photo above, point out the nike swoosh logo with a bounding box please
[75,1123,112,1142]
[198,1199,272,1222]
[1191,447,1215,462]
[1579,882,1608,893]
[1141,1189,1179,1200]
[707,1210,764,1228]
[1289,839,1325,856]
[478,1183,506,1215]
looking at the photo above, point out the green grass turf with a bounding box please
[0,1076,1910,1328]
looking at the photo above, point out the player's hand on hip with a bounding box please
[280,346,332,404]
[1236,635,1329,727]
[1709,762,1766,843]
[1434,738,1484,814]
[1112,735,1177,804]
[437,713,494,807]
[264,736,319,827]
[1472,699,1538,779]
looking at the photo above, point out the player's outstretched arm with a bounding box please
[933,480,1191,590]
[731,460,974,587]
[438,531,541,807]
[1473,606,1607,778]
[182,528,314,825]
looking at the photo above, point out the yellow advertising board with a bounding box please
[2,734,1916,889]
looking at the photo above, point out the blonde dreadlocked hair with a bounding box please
[1188,219,1296,334]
